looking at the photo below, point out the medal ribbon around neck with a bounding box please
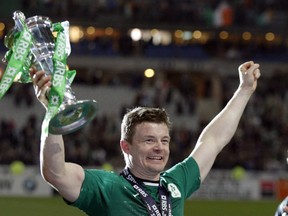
[121,168,172,216]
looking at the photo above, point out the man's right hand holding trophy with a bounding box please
[0,11,98,138]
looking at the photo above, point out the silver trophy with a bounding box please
[4,11,97,134]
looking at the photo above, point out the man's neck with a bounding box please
[128,167,160,182]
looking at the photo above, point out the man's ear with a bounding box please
[120,140,130,153]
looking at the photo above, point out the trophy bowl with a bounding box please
[5,11,98,135]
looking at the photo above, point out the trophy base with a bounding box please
[49,100,98,135]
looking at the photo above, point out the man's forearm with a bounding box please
[198,87,253,151]
[40,134,66,181]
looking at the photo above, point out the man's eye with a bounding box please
[162,140,169,145]
[145,139,154,143]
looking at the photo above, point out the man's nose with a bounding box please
[154,140,164,150]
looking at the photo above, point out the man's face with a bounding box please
[127,122,170,179]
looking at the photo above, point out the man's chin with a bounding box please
[148,164,165,173]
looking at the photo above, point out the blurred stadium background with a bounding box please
[0,0,288,215]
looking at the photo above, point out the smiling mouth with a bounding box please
[147,156,163,160]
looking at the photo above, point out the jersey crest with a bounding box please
[167,183,181,198]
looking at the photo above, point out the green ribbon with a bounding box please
[41,22,76,140]
[0,18,76,140]
[0,28,32,99]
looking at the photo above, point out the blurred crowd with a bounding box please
[0,66,288,173]
[2,0,279,62]
[0,0,287,64]
[18,0,288,28]
[0,0,287,172]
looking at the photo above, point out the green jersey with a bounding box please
[68,157,200,216]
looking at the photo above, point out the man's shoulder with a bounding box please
[84,169,120,178]
[81,169,130,189]
[163,157,197,174]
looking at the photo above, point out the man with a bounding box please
[275,154,288,216]
[30,60,260,215]
[275,196,288,216]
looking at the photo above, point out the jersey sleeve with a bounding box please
[66,169,114,215]
[162,156,201,199]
